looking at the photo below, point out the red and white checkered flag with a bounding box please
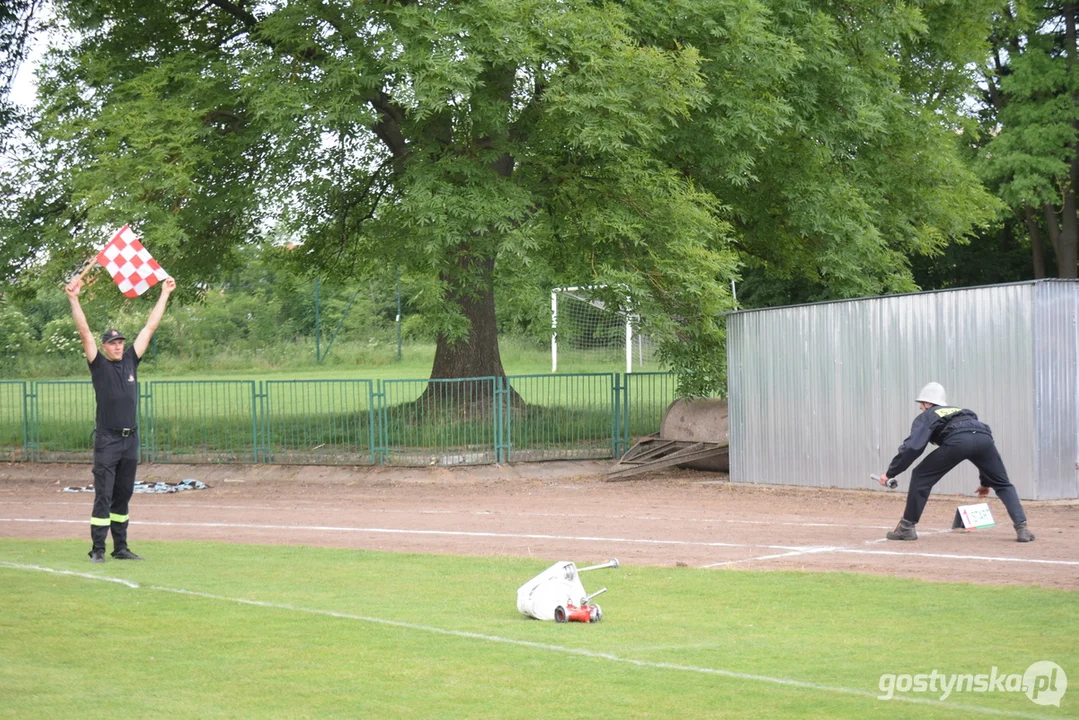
[95,225,169,298]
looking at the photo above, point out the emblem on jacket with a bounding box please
[128,375,135,383]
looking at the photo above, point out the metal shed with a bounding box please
[726,280,1078,500]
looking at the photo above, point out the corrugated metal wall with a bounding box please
[1033,281,1079,499]
[727,281,1079,500]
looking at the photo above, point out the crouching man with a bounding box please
[880,382,1034,543]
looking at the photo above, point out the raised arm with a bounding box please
[133,277,176,358]
[65,279,98,363]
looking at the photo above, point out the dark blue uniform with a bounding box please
[887,405,1027,526]
[88,345,141,555]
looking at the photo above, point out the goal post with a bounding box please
[551,286,650,374]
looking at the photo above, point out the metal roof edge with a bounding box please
[726,279,1078,317]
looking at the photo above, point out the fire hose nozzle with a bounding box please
[871,473,898,489]
[583,587,607,604]
[577,559,619,573]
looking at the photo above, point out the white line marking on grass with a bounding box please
[0,561,140,588]
[0,561,1057,720]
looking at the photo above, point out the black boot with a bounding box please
[90,524,109,562]
[886,519,918,541]
[1015,521,1035,543]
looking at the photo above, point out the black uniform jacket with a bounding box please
[886,405,989,478]
[89,345,141,429]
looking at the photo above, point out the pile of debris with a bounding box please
[62,478,208,494]
[608,397,729,479]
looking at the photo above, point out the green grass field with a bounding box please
[1,538,1074,719]
[7,337,653,383]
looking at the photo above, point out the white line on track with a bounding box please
[3,517,1076,567]
[834,548,1079,565]
[0,500,894,529]
[699,529,956,569]
[0,518,811,552]
[0,561,1057,720]
[700,546,842,568]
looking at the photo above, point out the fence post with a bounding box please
[374,380,387,465]
[138,381,150,463]
[503,376,512,463]
[367,381,378,465]
[611,374,623,459]
[396,269,403,362]
[494,376,506,463]
[251,381,261,464]
[621,372,631,457]
[254,380,268,464]
[22,381,33,462]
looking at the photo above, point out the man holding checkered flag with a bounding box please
[65,226,176,563]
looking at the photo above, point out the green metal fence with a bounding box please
[505,373,615,462]
[624,371,682,448]
[146,380,258,464]
[379,378,501,466]
[261,380,376,465]
[0,381,27,462]
[33,381,98,463]
[3,373,686,467]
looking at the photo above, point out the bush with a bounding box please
[40,317,82,359]
[0,303,38,360]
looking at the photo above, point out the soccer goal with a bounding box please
[550,286,654,373]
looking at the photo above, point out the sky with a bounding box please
[7,3,52,109]
[10,59,36,107]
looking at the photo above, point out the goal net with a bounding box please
[551,286,656,373]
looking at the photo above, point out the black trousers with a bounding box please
[90,430,139,551]
[903,431,1027,526]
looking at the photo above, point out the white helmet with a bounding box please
[916,382,947,406]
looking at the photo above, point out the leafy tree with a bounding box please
[977,1,1079,278]
[638,0,1000,308]
[0,0,40,142]
[1,0,1001,394]
[909,215,1039,289]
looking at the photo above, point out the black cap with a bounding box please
[101,329,126,344]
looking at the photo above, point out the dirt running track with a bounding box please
[1,461,1076,590]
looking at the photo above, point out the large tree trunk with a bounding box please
[1044,202,1065,275]
[428,137,518,383]
[1062,2,1079,278]
[424,64,519,389]
[1045,200,1078,279]
[1061,186,1079,278]
[422,249,524,408]
[429,252,506,380]
[1024,203,1046,278]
